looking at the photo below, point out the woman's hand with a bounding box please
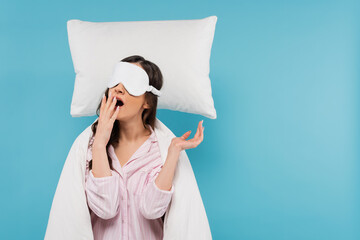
[170,120,205,152]
[93,92,120,147]
[155,122,205,193]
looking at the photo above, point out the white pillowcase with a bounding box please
[67,16,218,119]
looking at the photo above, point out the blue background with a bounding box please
[1,0,359,239]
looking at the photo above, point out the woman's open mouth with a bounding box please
[114,99,124,110]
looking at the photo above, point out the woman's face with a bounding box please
[108,62,150,121]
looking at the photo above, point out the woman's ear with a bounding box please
[143,100,150,109]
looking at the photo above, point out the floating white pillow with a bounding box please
[67,16,218,119]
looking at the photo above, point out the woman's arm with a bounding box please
[154,119,204,191]
[139,146,178,220]
[84,141,121,220]
[91,141,112,177]
[85,168,121,220]
[154,144,180,191]
[139,120,204,220]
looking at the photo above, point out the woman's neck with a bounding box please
[118,121,151,143]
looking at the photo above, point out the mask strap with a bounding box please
[147,85,162,97]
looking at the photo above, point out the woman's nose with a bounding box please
[115,84,125,93]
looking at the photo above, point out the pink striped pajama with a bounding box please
[85,125,174,240]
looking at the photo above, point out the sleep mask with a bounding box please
[107,61,162,97]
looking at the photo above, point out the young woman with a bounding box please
[85,55,205,240]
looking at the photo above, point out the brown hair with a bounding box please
[88,55,163,170]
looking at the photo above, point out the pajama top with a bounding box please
[85,124,175,240]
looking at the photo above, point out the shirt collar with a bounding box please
[107,124,158,167]
[147,124,158,143]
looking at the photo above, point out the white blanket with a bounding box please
[44,117,212,239]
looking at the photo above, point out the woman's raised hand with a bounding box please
[170,120,205,152]
[93,92,120,147]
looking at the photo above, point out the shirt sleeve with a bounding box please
[139,163,175,220]
[84,144,121,220]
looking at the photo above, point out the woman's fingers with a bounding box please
[99,93,106,115]
[194,120,203,140]
[199,121,204,142]
[188,121,204,147]
[99,91,118,123]
[108,95,117,117]
[180,131,192,139]
[100,92,111,118]
[105,94,114,115]
[111,106,120,121]
[104,92,116,119]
